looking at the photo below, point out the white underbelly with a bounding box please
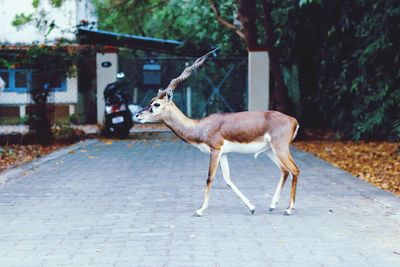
[190,133,271,158]
[191,143,212,154]
[221,140,269,156]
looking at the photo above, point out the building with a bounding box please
[0,0,96,123]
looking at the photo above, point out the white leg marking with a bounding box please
[269,173,287,211]
[195,194,209,217]
[195,209,203,217]
[265,133,272,142]
[220,154,255,213]
[265,150,287,211]
[284,208,292,215]
[196,193,212,216]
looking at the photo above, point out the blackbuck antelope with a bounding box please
[135,50,300,216]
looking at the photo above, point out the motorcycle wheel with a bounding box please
[114,127,131,139]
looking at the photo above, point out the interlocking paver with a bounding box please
[0,138,399,267]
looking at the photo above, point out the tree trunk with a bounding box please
[29,73,53,145]
[236,0,259,50]
[210,0,291,113]
[262,0,292,114]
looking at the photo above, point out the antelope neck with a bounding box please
[162,104,199,143]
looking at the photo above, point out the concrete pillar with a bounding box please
[133,87,138,104]
[68,104,75,116]
[19,105,26,118]
[248,51,270,111]
[96,52,118,124]
[186,86,192,117]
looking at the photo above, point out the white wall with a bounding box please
[0,0,96,44]
[0,77,78,105]
[0,0,96,117]
[96,53,118,124]
[76,0,96,27]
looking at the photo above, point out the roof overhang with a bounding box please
[77,28,183,53]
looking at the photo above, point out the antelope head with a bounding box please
[135,48,217,123]
[134,89,175,123]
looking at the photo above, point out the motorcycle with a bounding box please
[103,72,141,138]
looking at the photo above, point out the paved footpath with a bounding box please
[0,138,399,267]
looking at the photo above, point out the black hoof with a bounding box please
[250,208,255,214]
[269,208,274,212]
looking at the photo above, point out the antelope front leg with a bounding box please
[195,150,220,217]
[220,154,255,214]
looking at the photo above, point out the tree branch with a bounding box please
[208,0,246,41]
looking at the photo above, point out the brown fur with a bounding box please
[156,104,298,151]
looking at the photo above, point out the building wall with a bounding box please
[0,0,96,120]
[0,0,96,43]
[0,77,78,105]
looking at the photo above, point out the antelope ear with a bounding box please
[166,89,173,101]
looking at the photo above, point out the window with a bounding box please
[0,69,66,93]
[15,70,29,90]
[0,70,10,90]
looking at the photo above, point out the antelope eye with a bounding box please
[153,103,160,107]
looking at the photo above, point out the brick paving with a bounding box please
[0,138,399,267]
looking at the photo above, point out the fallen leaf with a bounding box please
[103,139,113,145]
[0,144,65,173]
[294,141,400,196]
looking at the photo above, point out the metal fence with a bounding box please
[119,56,248,118]
[0,56,247,135]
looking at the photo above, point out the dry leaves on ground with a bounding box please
[293,141,400,196]
[102,139,113,145]
[0,144,64,173]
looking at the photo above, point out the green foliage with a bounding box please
[298,0,320,7]
[22,45,77,78]
[0,145,14,158]
[69,114,79,125]
[20,116,29,125]
[52,123,81,144]
[12,0,68,36]
[271,0,400,140]
[92,0,245,55]
[30,0,65,8]
[49,0,65,8]
[12,13,33,28]
[0,57,11,68]
[32,0,40,8]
